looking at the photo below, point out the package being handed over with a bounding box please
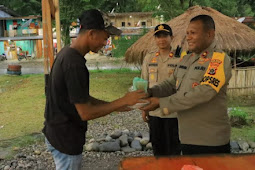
[132,77,148,93]
[129,77,149,109]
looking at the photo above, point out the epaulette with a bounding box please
[144,51,156,60]
[213,49,224,54]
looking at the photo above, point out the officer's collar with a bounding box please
[196,40,216,58]
[156,50,174,62]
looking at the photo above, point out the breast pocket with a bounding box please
[189,69,206,81]
[167,68,174,77]
[176,70,186,90]
[149,67,158,83]
[189,69,206,89]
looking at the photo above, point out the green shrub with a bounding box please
[111,35,141,58]
[230,107,252,127]
[110,27,151,58]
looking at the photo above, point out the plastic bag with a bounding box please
[133,77,148,93]
[128,77,149,109]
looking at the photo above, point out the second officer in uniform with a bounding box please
[141,24,181,156]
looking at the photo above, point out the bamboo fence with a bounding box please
[228,67,255,97]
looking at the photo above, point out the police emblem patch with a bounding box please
[208,68,216,75]
[207,59,222,75]
[192,82,199,88]
[158,25,164,30]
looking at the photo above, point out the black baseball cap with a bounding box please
[79,9,122,36]
[154,24,173,36]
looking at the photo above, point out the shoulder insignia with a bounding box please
[201,51,208,58]
[198,51,211,64]
[169,52,174,58]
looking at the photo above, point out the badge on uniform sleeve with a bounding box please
[201,52,225,93]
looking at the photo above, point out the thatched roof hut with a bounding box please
[125,6,255,65]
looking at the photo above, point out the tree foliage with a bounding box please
[59,0,86,45]
[1,0,41,16]
[1,0,254,45]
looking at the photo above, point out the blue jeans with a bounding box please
[45,138,82,170]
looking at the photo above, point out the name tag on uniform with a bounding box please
[194,66,206,71]
[179,65,187,69]
[168,64,177,67]
[149,63,158,66]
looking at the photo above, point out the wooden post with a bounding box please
[234,50,237,70]
[42,0,54,72]
[233,50,237,95]
[36,40,43,58]
[42,0,54,94]
[54,0,62,52]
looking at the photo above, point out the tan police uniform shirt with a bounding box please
[149,41,232,146]
[141,50,180,118]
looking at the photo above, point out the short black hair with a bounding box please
[190,15,215,31]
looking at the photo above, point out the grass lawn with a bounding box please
[228,98,255,142]
[0,70,254,143]
[0,70,140,141]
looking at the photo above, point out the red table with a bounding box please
[119,154,255,170]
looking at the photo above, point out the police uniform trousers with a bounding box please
[149,116,181,156]
[181,143,230,155]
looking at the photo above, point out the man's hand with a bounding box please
[122,90,147,106]
[142,111,149,123]
[141,97,159,112]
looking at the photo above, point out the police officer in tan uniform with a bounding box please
[141,24,181,156]
[142,15,232,155]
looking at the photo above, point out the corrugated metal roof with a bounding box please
[0,5,20,17]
